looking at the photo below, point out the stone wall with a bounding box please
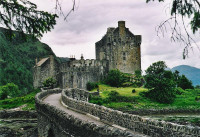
[36,88,138,137]
[61,88,200,137]
[33,56,59,88]
[95,21,141,74]
[0,110,37,119]
[59,59,108,89]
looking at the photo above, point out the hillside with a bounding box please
[0,27,55,94]
[172,65,200,86]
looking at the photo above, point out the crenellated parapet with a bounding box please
[33,21,142,89]
[95,21,141,73]
[60,59,108,72]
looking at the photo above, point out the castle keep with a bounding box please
[33,21,142,89]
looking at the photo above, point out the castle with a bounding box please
[33,21,142,89]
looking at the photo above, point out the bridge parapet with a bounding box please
[61,88,200,137]
[36,88,136,137]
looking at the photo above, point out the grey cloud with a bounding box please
[31,0,200,69]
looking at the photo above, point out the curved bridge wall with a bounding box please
[61,88,200,137]
[35,89,135,137]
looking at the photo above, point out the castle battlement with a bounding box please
[33,21,141,89]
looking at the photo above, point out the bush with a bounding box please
[177,75,194,90]
[132,89,136,93]
[122,82,133,87]
[105,69,125,87]
[195,96,200,101]
[0,89,8,100]
[86,82,98,91]
[43,77,57,88]
[107,91,136,102]
[144,61,176,104]
[175,87,184,95]
[0,83,21,99]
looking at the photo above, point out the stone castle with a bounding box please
[33,21,142,89]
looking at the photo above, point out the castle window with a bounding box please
[123,52,126,60]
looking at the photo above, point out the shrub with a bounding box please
[43,77,57,88]
[0,89,8,100]
[144,61,176,104]
[122,82,133,87]
[105,69,125,87]
[107,91,136,102]
[175,87,184,95]
[177,75,194,90]
[0,83,21,99]
[132,89,136,93]
[195,96,200,101]
[86,82,98,91]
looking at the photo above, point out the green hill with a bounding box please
[0,27,55,94]
[172,65,200,86]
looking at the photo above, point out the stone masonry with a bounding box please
[33,21,142,89]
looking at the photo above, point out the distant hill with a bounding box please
[171,65,200,86]
[0,27,55,94]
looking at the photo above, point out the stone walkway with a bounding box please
[43,93,147,137]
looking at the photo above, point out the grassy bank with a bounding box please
[89,84,200,111]
[0,89,40,110]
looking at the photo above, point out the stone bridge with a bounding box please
[35,88,200,137]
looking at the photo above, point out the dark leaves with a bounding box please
[0,0,58,38]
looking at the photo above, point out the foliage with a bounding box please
[89,90,137,106]
[172,65,200,86]
[0,83,21,99]
[133,70,144,87]
[43,77,57,88]
[177,75,194,90]
[146,0,200,58]
[196,85,200,89]
[0,0,58,38]
[89,84,200,111]
[195,96,200,101]
[104,69,126,87]
[132,89,136,93]
[86,82,98,91]
[2,83,20,98]
[175,87,184,95]
[0,28,55,93]
[0,88,7,100]
[144,61,176,104]
[173,70,194,90]
[0,89,40,110]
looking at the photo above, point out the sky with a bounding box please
[30,0,200,70]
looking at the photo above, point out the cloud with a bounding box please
[30,0,200,70]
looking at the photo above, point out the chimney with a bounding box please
[118,21,125,36]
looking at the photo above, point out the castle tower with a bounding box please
[95,21,142,74]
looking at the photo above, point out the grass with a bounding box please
[0,89,40,110]
[89,84,200,111]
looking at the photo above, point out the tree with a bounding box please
[0,83,20,99]
[105,69,125,87]
[172,70,194,89]
[144,61,176,103]
[177,74,194,90]
[146,0,200,59]
[133,70,144,87]
[0,0,58,38]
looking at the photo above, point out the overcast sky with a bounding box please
[30,0,200,70]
